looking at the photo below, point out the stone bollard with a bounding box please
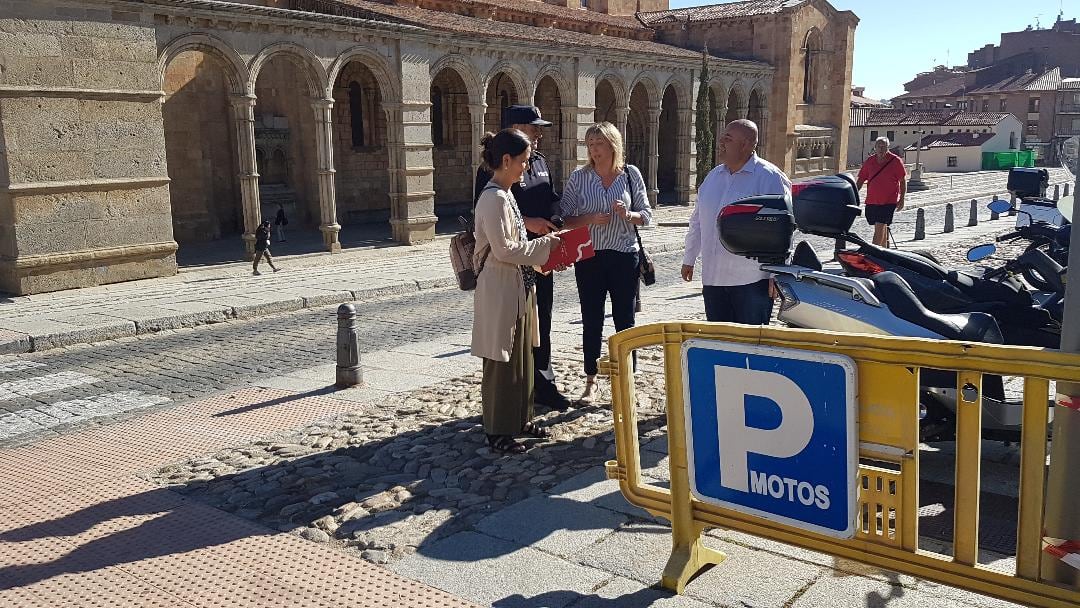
[1066,183,1071,197]
[914,208,926,240]
[990,196,1001,221]
[1054,184,1061,201]
[944,203,954,233]
[968,199,979,227]
[336,303,363,388]
[1009,194,1017,216]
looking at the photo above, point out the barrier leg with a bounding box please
[660,325,724,593]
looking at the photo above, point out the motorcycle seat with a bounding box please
[872,272,1004,344]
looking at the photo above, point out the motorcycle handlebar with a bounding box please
[996,231,1023,242]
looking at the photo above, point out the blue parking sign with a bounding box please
[681,340,858,538]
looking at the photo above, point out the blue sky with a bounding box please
[668,0,1071,100]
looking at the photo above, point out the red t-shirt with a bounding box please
[857,152,906,205]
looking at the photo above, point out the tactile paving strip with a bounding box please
[0,388,479,607]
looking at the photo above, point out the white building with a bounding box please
[903,132,997,172]
[848,109,1023,168]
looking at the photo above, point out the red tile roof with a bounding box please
[307,0,706,59]
[461,0,645,31]
[905,132,996,150]
[942,112,1010,126]
[966,67,1062,95]
[893,76,967,99]
[637,0,807,25]
[852,109,1013,128]
[1061,78,1080,90]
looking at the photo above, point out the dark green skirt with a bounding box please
[481,291,535,435]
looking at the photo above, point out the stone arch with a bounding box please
[627,72,660,110]
[533,74,564,184]
[484,63,527,133]
[594,73,627,124]
[157,33,247,95]
[659,74,691,111]
[531,65,572,107]
[658,83,680,202]
[161,42,243,248]
[251,45,325,233]
[725,81,747,124]
[331,56,391,225]
[429,54,483,105]
[430,65,474,211]
[802,28,824,105]
[248,42,329,97]
[326,46,400,103]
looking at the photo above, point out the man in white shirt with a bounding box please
[681,119,792,324]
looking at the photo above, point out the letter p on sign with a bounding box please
[682,340,858,538]
[715,368,813,493]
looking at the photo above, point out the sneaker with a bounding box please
[253,270,261,276]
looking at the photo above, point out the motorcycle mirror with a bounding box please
[987,199,1012,214]
[966,243,997,262]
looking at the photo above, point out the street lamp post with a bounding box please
[908,128,930,191]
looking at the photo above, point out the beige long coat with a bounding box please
[471,185,555,362]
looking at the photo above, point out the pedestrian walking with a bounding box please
[473,105,572,411]
[856,136,908,247]
[471,129,563,454]
[558,122,652,404]
[274,204,288,242]
[682,119,790,324]
[252,219,279,275]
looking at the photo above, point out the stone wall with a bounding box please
[0,1,176,295]
[333,62,391,223]
[533,76,563,186]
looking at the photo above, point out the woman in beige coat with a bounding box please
[472,129,561,454]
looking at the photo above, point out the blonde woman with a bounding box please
[558,122,652,403]
[472,128,562,454]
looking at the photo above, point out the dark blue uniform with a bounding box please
[474,152,567,408]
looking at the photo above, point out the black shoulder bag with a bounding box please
[626,165,655,286]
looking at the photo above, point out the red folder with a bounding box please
[541,226,595,272]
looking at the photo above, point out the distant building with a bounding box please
[850,87,888,109]
[968,16,1080,78]
[848,109,1022,168]
[1054,78,1080,162]
[903,132,1008,173]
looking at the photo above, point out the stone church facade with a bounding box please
[0,0,857,295]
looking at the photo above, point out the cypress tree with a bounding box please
[695,46,713,188]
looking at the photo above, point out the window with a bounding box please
[431,86,444,146]
[947,156,958,168]
[802,29,822,104]
[869,131,878,142]
[1029,97,1041,113]
[1027,122,1039,136]
[1071,118,1080,133]
[982,99,989,112]
[1000,99,1008,111]
[348,82,365,148]
[886,131,895,142]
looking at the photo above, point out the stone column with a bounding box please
[468,103,487,191]
[676,107,694,204]
[230,94,261,259]
[312,97,341,252]
[714,99,727,167]
[561,105,578,189]
[615,106,630,141]
[384,101,437,243]
[647,107,661,205]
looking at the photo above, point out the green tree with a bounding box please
[695,47,713,188]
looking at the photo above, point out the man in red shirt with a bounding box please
[856,137,908,246]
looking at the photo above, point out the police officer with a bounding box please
[474,105,572,411]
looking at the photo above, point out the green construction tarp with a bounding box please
[982,150,1035,170]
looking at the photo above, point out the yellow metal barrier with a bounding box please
[599,322,1080,608]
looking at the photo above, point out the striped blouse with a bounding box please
[558,165,653,253]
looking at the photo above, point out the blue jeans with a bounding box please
[702,280,773,325]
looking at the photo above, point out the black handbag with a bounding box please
[626,165,655,286]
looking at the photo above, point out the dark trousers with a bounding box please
[533,271,555,380]
[703,280,774,325]
[575,250,638,376]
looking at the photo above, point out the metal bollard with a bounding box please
[968,199,979,227]
[990,196,1001,221]
[1054,184,1061,201]
[336,303,363,388]
[1009,194,1017,216]
[944,203,954,233]
[914,208,926,240]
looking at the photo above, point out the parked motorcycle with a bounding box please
[715,177,1055,441]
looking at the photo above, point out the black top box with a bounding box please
[717,194,794,264]
[791,175,862,237]
[1007,167,1048,199]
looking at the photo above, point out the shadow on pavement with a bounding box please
[211,385,340,417]
[493,586,678,608]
